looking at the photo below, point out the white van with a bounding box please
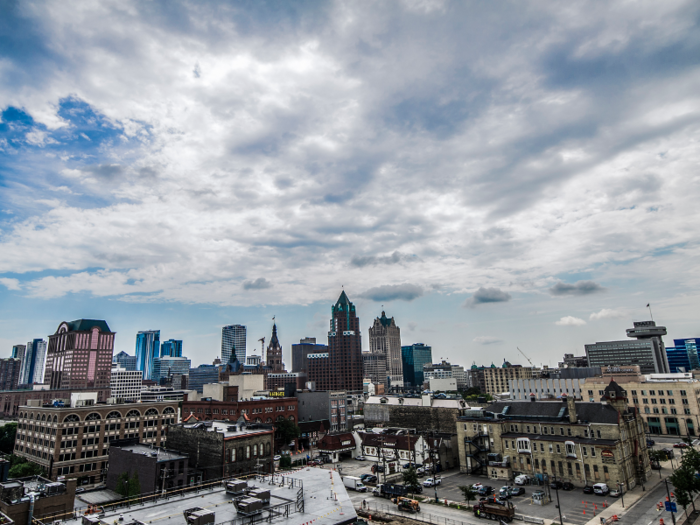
[593,483,609,495]
[514,475,530,485]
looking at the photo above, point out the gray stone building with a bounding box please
[368,311,403,389]
[295,391,347,432]
[363,395,467,433]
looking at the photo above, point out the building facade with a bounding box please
[456,383,651,490]
[0,388,110,419]
[326,291,363,393]
[167,420,274,479]
[0,358,22,391]
[113,351,137,371]
[110,365,143,401]
[586,321,670,375]
[44,320,114,390]
[666,338,700,373]
[265,323,284,371]
[266,372,306,391]
[401,344,432,388]
[182,397,298,426]
[221,324,246,365]
[510,378,587,401]
[423,361,467,389]
[291,338,327,374]
[160,339,183,358]
[135,330,160,380]
[152,357,191,384]
[188,364,219,393]
[481,364,534,395]
[362,352,387,387]
[14,398,177,486]
[11,344,26,360]
[364,395,467,433]
[19,339,47,386]
[368,311,403,389]
[106,440,190,493]
[295,391,347,432]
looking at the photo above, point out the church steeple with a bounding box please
[266,321,284,372]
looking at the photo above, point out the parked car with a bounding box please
[423,478,442,487]
[514,474,530,485]
[498,487,511,499]
[674,442,689,448]
[550,480,563,490]
[416,467,425,476]
[360,474,376,483]
[609,488,622,498]
[647,439,656,447]
[75,488,85,494]
[472,483,483,490]
[372,465,385,473]
[562,482,575,491]
[509,487,525,497]
[583,485,594,494]
[477,485,493,496]
[356,455,366,461]
[274,455,282,461]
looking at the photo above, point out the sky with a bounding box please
[1,1,700,369]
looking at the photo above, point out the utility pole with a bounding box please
[665,478,677,525]
[553,475,563,525]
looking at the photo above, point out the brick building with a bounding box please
[0,476,77,525]
[456,381,651,489]
[44,320,115,390]
[13,396,177,487]
[266,372,307,391]
[295,391,347,432]
[182,396,298,424]
[106,440,191,494]
[0,388,111,419]
[167,419,274,479]
[363,395,467,433]
[0,358,22,391]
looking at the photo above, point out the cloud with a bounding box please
[243,278,272,290]
[0,278,21,291]
[555,316,587,326]
[358,284,424,302]
[590,308,625,320]
[464,287,512,308]
[549,281,606,296]
[351,251,409,268]
[473,336,503,345]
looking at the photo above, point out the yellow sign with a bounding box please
[269,391,285,397]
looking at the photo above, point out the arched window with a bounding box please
[266,418,272,423]
[126,410,141,417]
[85,413,101,421]
[255,418,262,423]
[276,416,285,422]
[163,407,176,414]
[253,444,258,456]
[29,413,34,421]
[246,446,250,459]
[41,414,46,422]
[145,408,158,416]
[238,447,243,461]
[232,448,237,462]
[106,411,122,420]
[288,416,295,422]
[265,443,271,455]
[63,414,80,423]
[53,416,58,423]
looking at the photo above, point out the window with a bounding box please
[567,428,572,436]
[583,447,587,456]
[596,430,601,438]
[644,407,650,413]
[682,399,690,405]
[540,443,544,452]
[556,444,561,453]
[641,390,647,395]
[631,390,637,395]
[505,441,509,449]
[253,444,258,456]
[669,399,676,405]
[246,446,250,459]
[667,390,673,396]
[643,399,649,404]
[660,399,666,405]
[565,442,576,457]
[516,439,531,453]
[543,427,548,435]
[680,390,687,396]
[651,399,657,404]
[591,448,596,457]
[653,408,660,414]
[560,428,564,436]
[685,409,692,415]
[650,390,656,395]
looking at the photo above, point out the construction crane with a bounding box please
[258,337,265,354]
[517,347,534,367]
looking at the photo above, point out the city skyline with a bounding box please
[1,2,700,366]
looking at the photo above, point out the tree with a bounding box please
[116,471,142,499]
[0,423,17,454]
[275,419,301,445]
[128,471,141,498]
[8,458,43,479]
[279,455,292,469]
[402,467,421,497]
[670,464,697,514]
[459,485,478,506]
[648,450,666,478]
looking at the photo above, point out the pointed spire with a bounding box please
[336,290,350,306]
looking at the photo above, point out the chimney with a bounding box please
[563,393,576,423]
[529,393,536,402]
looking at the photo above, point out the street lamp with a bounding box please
[552,475,563,525]
[617,481,625,508]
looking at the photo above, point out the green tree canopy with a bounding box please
[275,419,301,444]
[459,485,479,506]
[402,467,421,496]
[0,423,17,455]
[8,458,43,479]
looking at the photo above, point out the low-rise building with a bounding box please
[0,476,76,525]
[106,440,191,494]
[363,394,466,433]
[295,391,347,432]
[482,363,534,395]
[456,381,651,490]
[110,364,142,401]
[182,396,298,426]
[166,419,274,479]
[509,378,587,401]
[0,387,111,419]
[13,395,178,487]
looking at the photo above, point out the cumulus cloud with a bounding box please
[359,284,424,302]
[590,308,626,320]
[550,281,606,296]
[464,287,512,308]
[473,336,503,345]
[351,251,411,268]
[0,278,21,291]
[555,316,587,326]
[243,278,272,290]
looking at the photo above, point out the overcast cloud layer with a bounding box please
[1,1,700,363]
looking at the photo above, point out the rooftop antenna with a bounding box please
[647,303,654,322]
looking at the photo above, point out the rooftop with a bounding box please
[460,400,621,425]
[64,319,112,333]
[110,443,188,462]
[179,420,274,438]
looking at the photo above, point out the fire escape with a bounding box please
[463,431,490,475]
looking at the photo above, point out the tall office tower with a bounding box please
[19,339,47,385]
[401,343,432,388]
[135,330,161,380]
[266,323,284,371]
[327,291,363,393]
[44,320,115,389]
[113,350,137,371]
[221,325,246,364]
[291,338,328,373]
[666,338,700,372]
[152,356,192,384]
[362,352,387,386]
[586,320,669,374]
[368,311,403,388]
[160,339,183,358]
[11,345,26,360]
[0,358,22,390]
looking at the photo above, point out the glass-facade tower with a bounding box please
[135,330,160,380]
[401,343,432,388]
[221,325,246,364]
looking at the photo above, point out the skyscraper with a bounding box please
[401,343,432,388]
[327,291,363,393]
[19,339,47,385]
[113,350,137,371]
[11,344,26,360]
[368,311,403,388]
[266,323,284,371]
[135,330,161,380]
[44,319,115,390]
[160,339,183,358]
[221,324,246,364]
